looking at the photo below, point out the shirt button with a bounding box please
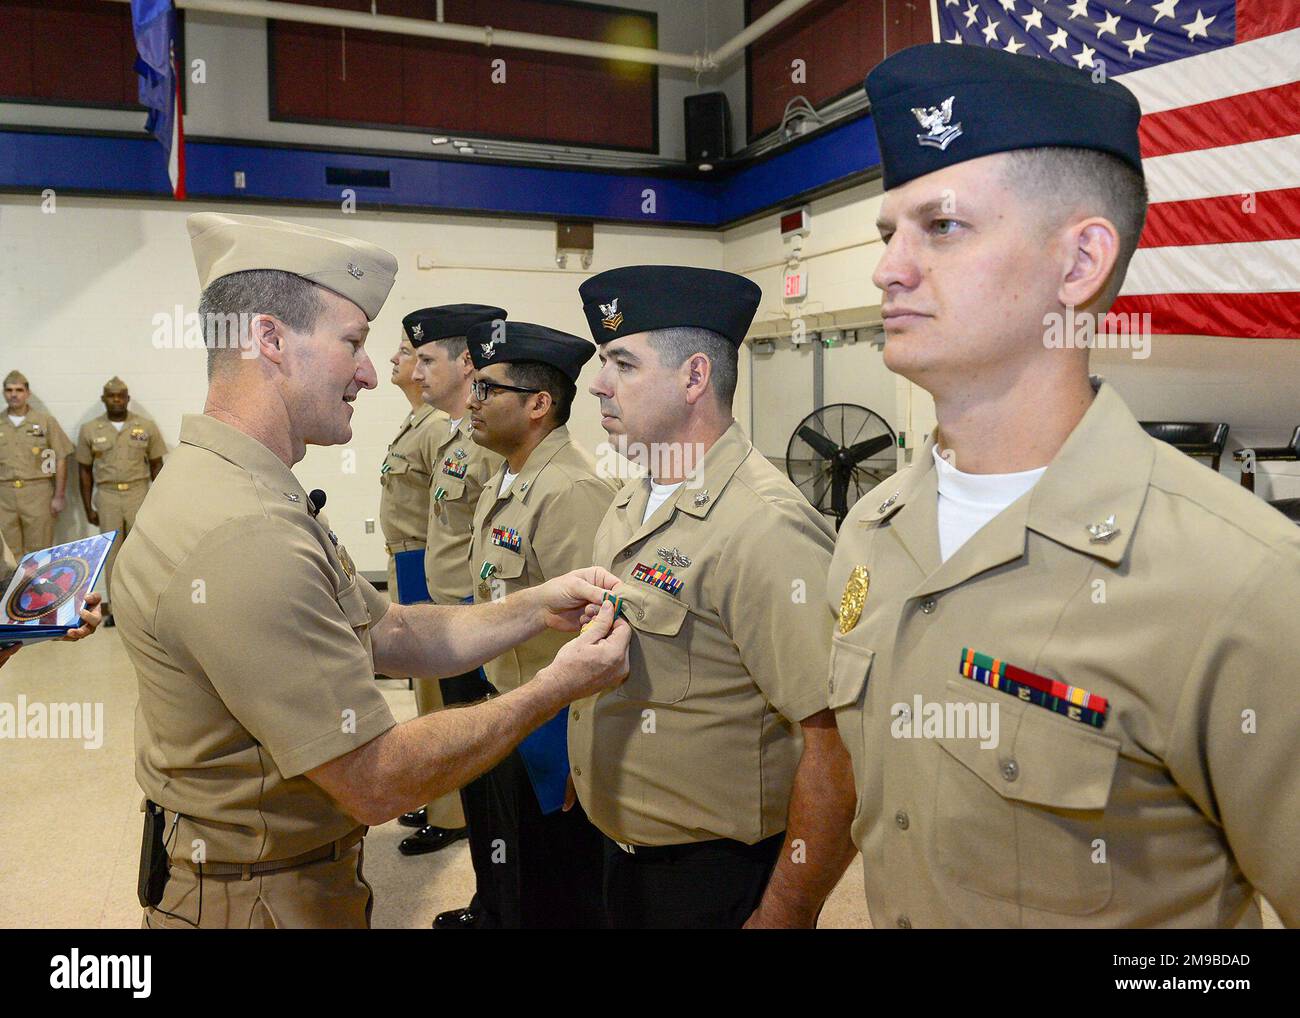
[920,598,936,614]
[571,710,580,721]
[573,766,582,777]
[619,549,633,560]
[897,915,912,929]
[1001,759,1019,782]
[894,810,909,830]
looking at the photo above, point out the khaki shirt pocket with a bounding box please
[430,476,467,522]
[380,455,409,487]
[478,547,528,601]
[934,677,1120,916]
[615,585,690,704]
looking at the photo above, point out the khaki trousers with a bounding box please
[0,478,55,557]
[141,842,374,929]
[95,482,149,606]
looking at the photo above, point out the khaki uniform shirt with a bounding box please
[75,413,166,485]
[470,426,617,693]
[425,414,502,604]
[379,404,440,549]
[827,381,1300,928]
[1,409,73,482]
[570,421,837,847]
[114,414,396,864]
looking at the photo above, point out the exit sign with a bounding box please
[784,267,807,301]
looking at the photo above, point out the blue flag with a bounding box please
[130,0,185,199]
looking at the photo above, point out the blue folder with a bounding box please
[393,548,431,605]
[517,707,570,815]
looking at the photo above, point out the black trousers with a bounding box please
[473,746,605,929]
[439,669,497,923]
[601,831,785,930]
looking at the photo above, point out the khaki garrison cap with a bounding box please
[4,370,29,387]
[186,212,398,321]
[103,376,128,393]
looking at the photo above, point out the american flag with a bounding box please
[933,1,1300,339]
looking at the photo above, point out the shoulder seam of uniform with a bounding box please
[1145,477,1300,555]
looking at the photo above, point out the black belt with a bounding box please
[606,830,784,863]
[171,826,366,879]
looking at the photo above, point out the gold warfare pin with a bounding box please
[838,566,870,635]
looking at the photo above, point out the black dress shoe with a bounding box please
[398,825,469,856]
[398,807,427,829]
[433,907,480,929]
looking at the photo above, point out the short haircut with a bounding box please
[434,335,469,359]
[504,360,575,427]
[1003,147,1148,305]
[197,269,323,378]
[644,326,738,407]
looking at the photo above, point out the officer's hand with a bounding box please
[0,643,20,670]
[50,493,66,515]
[86,509,99,526]
[537,566,622,632]
[60,592,103,641]
[540,600,630,701]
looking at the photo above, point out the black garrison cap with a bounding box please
[466,320,596,382]
[403,304,507,347]
[865,42,1144,191]
[579,265,762,347]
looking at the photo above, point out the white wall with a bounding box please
[0,193,722,572]
[0,1,750,162]
[725,182,1300,499]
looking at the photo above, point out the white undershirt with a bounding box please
[110,420,125,433]
[7,414,23,427]
[499,468,518,497]
[643,479,683,525]
[933,446,1046,563]
[449,416,462,436]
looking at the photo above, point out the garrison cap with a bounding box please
[866,43,1144,191]
[467,320,595,382]
[102,377,128,394]
[187,212,398,321]
[403,304,507,347]
[579,265,761,347]
[4,370,28,388]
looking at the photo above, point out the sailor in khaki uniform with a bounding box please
[570,266,857,929]
[405,305,509,924]
[75,377,166,624]
[114,212,630,929]
[826,44,1300,928]
[463,319,618,928]
[1,371,74,556]
[378,310,481,856]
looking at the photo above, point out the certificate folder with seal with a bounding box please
[1,533,115,647]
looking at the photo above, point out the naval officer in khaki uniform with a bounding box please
[826,44,1300,928]
[405,304,508,925]
[462,319,618,928]
[378,309,479,856]
[113,212,630,929]
[570,266,858,929]
[75,377,166,625]
[1,371,74,557]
